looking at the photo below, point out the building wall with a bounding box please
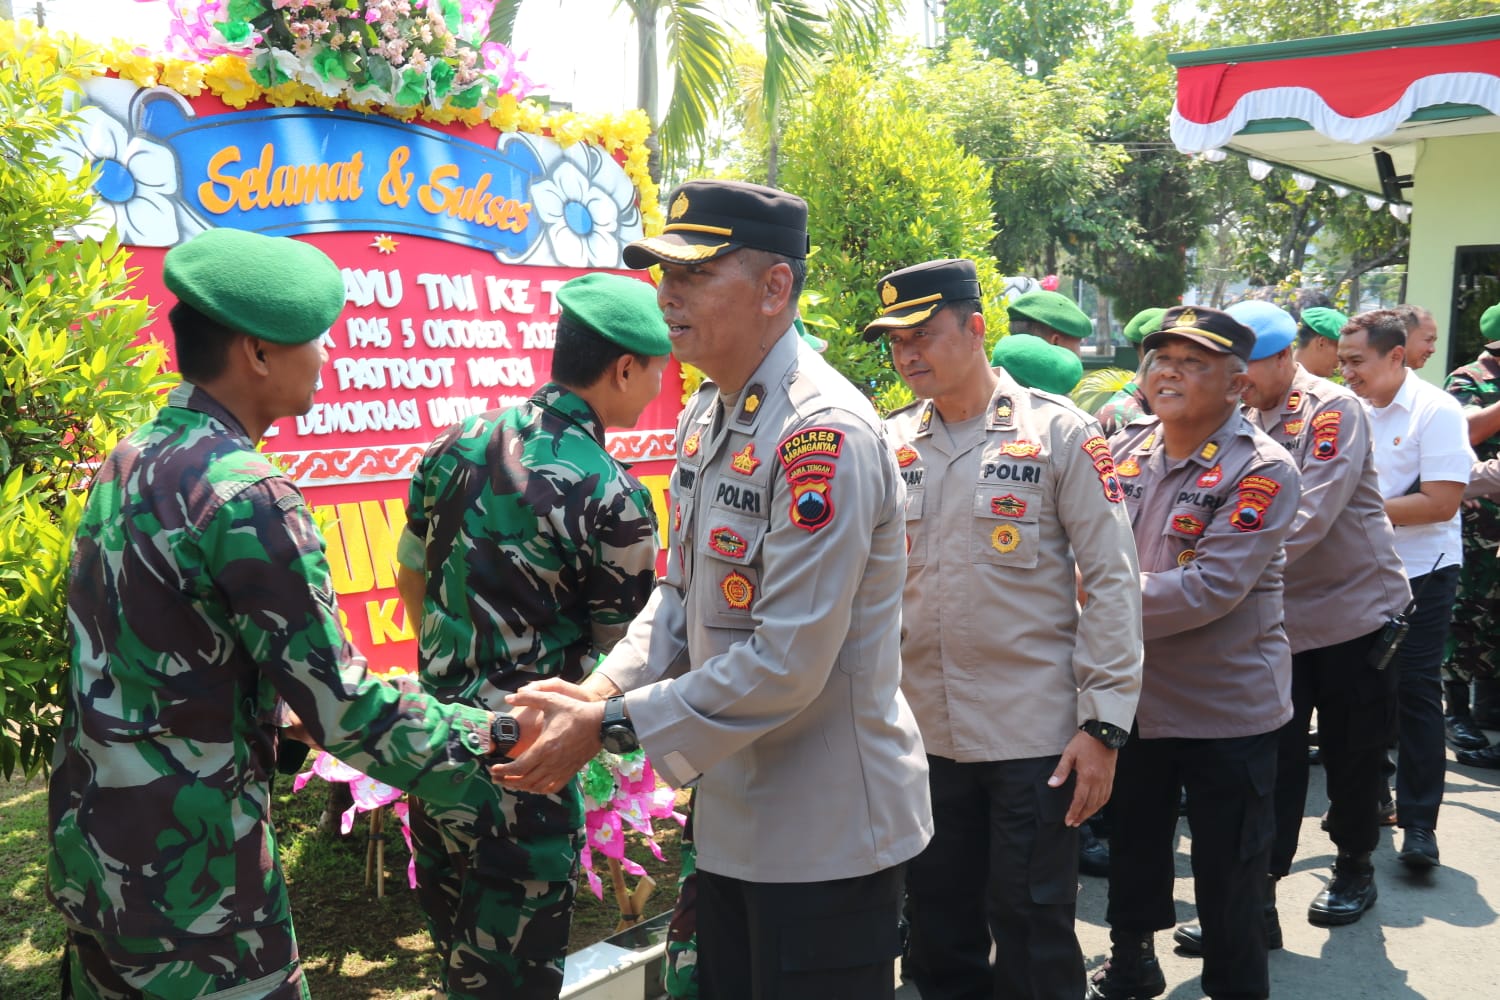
[1408,131,1500,382]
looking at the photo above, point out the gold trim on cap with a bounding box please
[664,223,735,236]
[882,291,943,315]
[1162,326,1233,348]
[638,238,733,261]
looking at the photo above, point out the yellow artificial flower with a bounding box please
[108,44,160,88]
[160,58,206,96]
[204,55,262,110]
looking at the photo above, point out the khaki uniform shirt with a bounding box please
[599,330,933,883]
[886,371,1143,762]
[1247,367,1410,653]
[1111,411,1299,739]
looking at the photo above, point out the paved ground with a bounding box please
[896,739,1500,999]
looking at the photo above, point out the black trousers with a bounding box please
[1106,730,1277,1000]
[696,864,904,1000]
[1394,565,1459,832]
[1270,627,1399,874]
[905,754,1080,1000]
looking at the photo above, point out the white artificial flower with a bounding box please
[52,105,181,246]
[498,135,643,267]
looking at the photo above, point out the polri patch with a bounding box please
[1117,457,1140,477]
[787,468,835,533]
[682,429,701,457]
[999,440,1041,458]
[1172,514,1205,536]
[1283,419,1305,436]
[896,445,919,468]
[1196,463,1222,488]
[1230,474,1281,532]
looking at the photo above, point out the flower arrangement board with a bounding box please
[13,9,681,670]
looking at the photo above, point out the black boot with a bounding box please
[1445,679,1490,750]
[1474,676,1500,728]
[1308,852,1376,926]
[1088,929,1166,999]
[1172,875,1282,956]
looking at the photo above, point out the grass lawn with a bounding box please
[1,770,683,999]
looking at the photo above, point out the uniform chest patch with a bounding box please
[1282,419,1305,436]
[730,442,761,475]
[896,445,919,468]
[683,429,701,457]
[713,482,763,514]
[709,526,748,559]
[990,523,1021,553]
[990,494,1027,518]
[1117,457,1140,477]
[1196,463,1222,488]
[1177,549,1197,567]
[721,571,754,610]
[1172,514,1205,536]
[999,440,1041,458]
[778,427,844,466]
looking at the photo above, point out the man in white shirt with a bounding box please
[1338,309,1474,869]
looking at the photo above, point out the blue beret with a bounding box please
[556,273,672,356]
[163,228,345,344]
[1228,300,1298,361]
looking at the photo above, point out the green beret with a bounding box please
[1299,306,1348,342]
[163,228,344,344]
[1122,307,1166,345]
[1481,302,1500,344]
[990,334,1084,395]
[1008,290,1092,341]
[556,273,672,356]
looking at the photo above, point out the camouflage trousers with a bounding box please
[62,920,307,1000]
[409,786,582,1000]
[1444,512,1500,684]
[663,789,698,999]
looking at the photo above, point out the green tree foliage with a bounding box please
[910,39,1127,276]
[0,37,174,777]
[943,0,1129,78]
[779,58,1005,396]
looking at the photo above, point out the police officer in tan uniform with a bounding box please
[868,260,1142,1000]
[493,180,933,1000]
[1170,302,1408,957]
[1091,307,1299,1000]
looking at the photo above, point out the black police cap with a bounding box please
[1142,305,1256,363]
[623,180,808,269]
[861,258,982,341]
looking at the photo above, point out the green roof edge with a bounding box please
[1168,15,1500,69]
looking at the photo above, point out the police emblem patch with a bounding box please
[896,445,920,468]
[999,440,1041,458]
[1081,435,1124,503]
[990,523,1021,553]
[991,494,1027,518]
[721,571,754,610]
[683,429,701,457]
[778,427,844,467]
[788,472,834,533]
[1283,419,1305,436]
[1177,548,1197,567]
[709,526,748,559]
[881,281,898,306]
[1117,457,1140,477]
[1230,474,1281,532]
[1311,410,1341,460]
[1196,463,1222,488]
[671,192,690,219]
[730,442,761,475]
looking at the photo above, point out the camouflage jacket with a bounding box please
[1094,382,1150,438]
[1446,347,1500,533]
[50,384,500,940]
[403,383,659,709]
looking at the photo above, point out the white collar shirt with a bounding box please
[1365,369,1474,575]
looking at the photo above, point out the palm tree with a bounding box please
[489,1,889,182]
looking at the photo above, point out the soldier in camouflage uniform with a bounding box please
[395,273,673,999]
[1442,302,1500,760]
[1094,307,1163,436]
[49,229,530,1000]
